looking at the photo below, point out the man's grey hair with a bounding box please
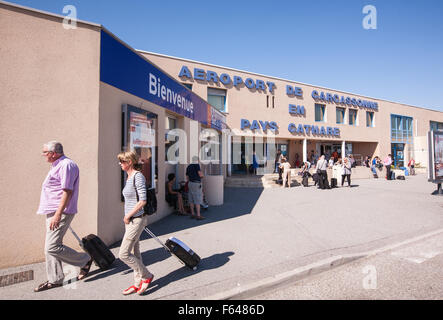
[44,141,64,154]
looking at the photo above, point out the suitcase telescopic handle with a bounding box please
[68,226,83,248]
[143,227,185,266]
[143,227,170,252]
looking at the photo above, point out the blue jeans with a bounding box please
[371,165,377,175]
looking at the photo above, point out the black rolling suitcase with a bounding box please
[302,176,309,187]
[69,227,115,270]
[312,173,319,186]
[144,227,200,271]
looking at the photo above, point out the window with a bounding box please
[200,127,221,175]
[315,104,325,122]
[366,111,374,127]
[336,107,345,124]
[349,109,357,126]
[391,114,413,144]
[182,83,192,90]
[207,88,226,112]
[165,116,178,162]
[430,121,443,131]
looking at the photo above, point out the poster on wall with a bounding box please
[129,112,156,149]
[434,131,443,180]
[122,105,158,192]
[428,130,443,182]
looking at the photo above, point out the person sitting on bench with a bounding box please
[166,173,187,216]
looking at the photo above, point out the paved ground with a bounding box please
[1,173,442,300]
[253,232,443,299]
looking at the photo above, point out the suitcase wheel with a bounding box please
[192,266,197,271]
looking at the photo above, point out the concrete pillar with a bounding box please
[342,140,346,158]
[189,119,199,163]
[303,138,307,162]
[227,134,232,176]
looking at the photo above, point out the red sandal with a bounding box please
[122,285,139,295]
[137,275,154,295]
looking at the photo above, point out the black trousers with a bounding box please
[318,170,329,189]
[341,174,351,186]
[386,165,391,180]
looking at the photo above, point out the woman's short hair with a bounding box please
[168,173,175,182]
[117,151,141,170]
[44,141,64,154]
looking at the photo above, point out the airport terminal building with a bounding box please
[1,1,442,268]
[140,51,443,173]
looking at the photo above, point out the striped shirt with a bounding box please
[37,156,80,215]
[122,172,147,217]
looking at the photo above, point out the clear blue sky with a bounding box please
[7,0,443,112]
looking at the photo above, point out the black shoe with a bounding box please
[77,258,93,281]
[34,281,63,292]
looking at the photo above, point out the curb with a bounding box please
[204,227,443,300]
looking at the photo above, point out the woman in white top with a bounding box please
[332,158,343,181]
[341,157,352,187]
[118,151,154,296]
[279,157,292,188]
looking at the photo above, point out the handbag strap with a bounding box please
[132,172,141,202]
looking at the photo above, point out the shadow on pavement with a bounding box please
[136,186,265,240]
[143,251,235,296]
[84,247,169,283]
[86,187,257,283]
[84,249,234,289]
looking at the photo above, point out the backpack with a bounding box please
[133,172,157,215]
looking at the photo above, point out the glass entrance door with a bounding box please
[391,143,405,168]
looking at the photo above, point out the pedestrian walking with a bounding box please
[384,154,393,180]
[252,151,259,175]
[275,149,281,174]
[186,156,205,220]
[34,141,93,292]
[316,155,330,189]
[300,161,311,187]
[341,157,352,187]
[279,157,292,188]
[371,156,379,178]
[118,151,154,295]
[349,154,356,168]
[328,157,334,168]
[408,158,416,176]
[331,158,342,188]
